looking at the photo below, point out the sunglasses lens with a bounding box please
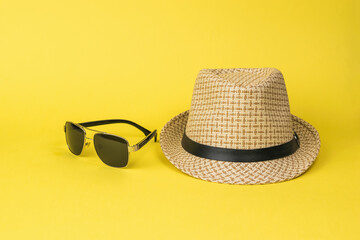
[65,122,85,155]
[94,134,129,168]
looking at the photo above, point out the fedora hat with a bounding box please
[160,68,320,184]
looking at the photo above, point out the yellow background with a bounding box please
[1,0,359,239]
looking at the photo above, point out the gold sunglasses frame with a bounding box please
[64,120,157,166]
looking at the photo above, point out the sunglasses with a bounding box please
[64,119,157,167]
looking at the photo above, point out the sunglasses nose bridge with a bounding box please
[84,137,93,148]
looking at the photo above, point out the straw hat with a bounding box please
[160,68,320,184]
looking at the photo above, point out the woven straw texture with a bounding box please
[186,68,293,149]
[160,68,320,184]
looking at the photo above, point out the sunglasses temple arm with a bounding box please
[79,119,151,136]
[129,130,157,152]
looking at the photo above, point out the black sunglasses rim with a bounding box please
[65,121,130,150]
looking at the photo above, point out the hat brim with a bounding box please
[160,110,320,184]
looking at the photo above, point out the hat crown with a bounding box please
[185,68,294,150]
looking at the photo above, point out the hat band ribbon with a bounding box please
[181,132,300,162]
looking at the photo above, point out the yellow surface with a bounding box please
[1,0,359,239]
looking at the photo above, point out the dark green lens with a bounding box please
[65,122,85,155]
[94,133,129,167]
